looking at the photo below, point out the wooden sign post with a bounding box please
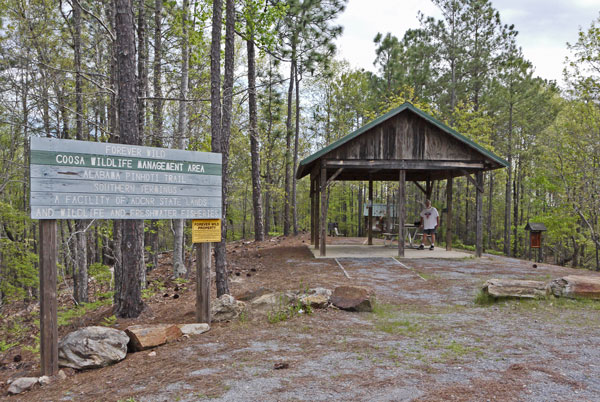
[30,137,222,375]
[39,220,58,376]
[192,219,221,323]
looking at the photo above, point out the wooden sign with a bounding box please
[530,232,541,248]
[192,219,221,243]
[30,137,222,220]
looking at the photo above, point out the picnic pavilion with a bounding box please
[295,102,508,258]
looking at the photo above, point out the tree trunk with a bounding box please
[136,0,148,288]
[172,0,189,278]
[114,0,144,318]
[107,0,122,302]
[292,63,300,235]
[147,0,163,274]
[247,37,264,241]
[72,1,88,304]
[212,0,231,297]
[504,103,513,256]
[283,54,295,236]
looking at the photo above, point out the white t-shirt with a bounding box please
[420,207,439,230]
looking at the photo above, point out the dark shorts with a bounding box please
[423,228,436,235]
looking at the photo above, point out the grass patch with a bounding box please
[438,340,481,361]
[375,319,420,335]
[371,301,422,336]
[0,340,18,352]
[57,293,113,327]
[142,279,166,300]
[474,289,497,306]
[267,300,312,324]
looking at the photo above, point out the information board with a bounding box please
[192,219,221,243]
[30,137,222,220]
[362,203,397,217]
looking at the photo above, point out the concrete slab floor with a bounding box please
[308,244,475,259]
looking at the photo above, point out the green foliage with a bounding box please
[57,295,113,327]
[0,202,38,302]
[89,263,112,287]
[0,339,18,352]
[101,315,117,327]
[267,298,312,324]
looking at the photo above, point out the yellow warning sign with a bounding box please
[192,219,221,243]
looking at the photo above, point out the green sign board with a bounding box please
[30,137,222,220]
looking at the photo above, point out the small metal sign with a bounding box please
[192,219,221,243]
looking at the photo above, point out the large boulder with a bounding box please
[8,377,38,395]
[331,286,373,312]
[211,294,246,322]
[58,326,129,369]
[125,324,183,351]
[548,275,600,299]
[482,279,548,299]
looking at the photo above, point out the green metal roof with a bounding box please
[297,102,508,179]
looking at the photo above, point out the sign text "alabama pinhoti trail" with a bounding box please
[30,137,222,220]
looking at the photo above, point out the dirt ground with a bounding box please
[3,234,600,401]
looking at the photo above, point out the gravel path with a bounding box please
[16,247,600,402]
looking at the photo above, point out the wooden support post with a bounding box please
[476,171,484,257]
[310,175,315,245]
[196,242,211,323]
[368,178,373,245]
[315,174,320,250]
[398,170,406,257]
[320,165,327,256]
[446,178,453,251]
[39,220,58,376]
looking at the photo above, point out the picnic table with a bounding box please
[383,224,421,247]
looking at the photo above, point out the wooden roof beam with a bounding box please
[325,160,485,170]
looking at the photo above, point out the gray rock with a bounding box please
[483,279,547,299]
[331,286,373,312]
[177,323,210,335]
[38,375,52,386]
[58,326,129,369]
[237,287,273,301]
[8,377,38,395]
[307,287,332,298]
[211,294,246,321]
[251,293,289,311]
[300,294,329,309]
[57,370,67,381]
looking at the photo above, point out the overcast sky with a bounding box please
[334,0,600,86]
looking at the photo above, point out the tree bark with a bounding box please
[292,63,300,235]
[283,55,295,236]
[114,0,144,318]
[72,0,88,304]
[247,37,264,241]
[212,0,231,297]
[172,0,189,278]
[504,102,513,256]
[147,0,163,274]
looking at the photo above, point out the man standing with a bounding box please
[419,199,439,250]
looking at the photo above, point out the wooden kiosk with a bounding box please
[296,103,508,258]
